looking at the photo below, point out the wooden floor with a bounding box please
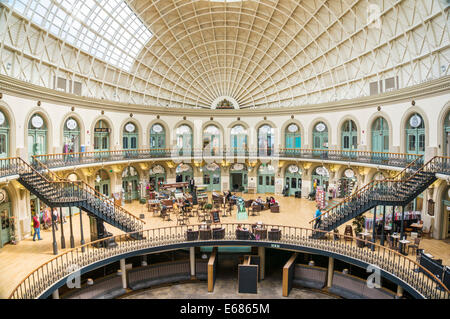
[0,193,449,299]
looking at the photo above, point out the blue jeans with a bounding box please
[33,227,41,240]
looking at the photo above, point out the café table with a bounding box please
[399,239,410,255]
[410,223,423,236]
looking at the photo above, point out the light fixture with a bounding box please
[201,253,208,259]
[95,175,101,183]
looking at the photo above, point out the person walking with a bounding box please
[32,213,42,241]
[52,208,59,231]
[314,205,322,229]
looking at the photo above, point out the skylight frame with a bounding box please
[6,0,152,71]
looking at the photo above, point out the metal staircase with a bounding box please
[311,156,440,238]
[16,157,145,238]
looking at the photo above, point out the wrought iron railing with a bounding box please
[30,148,423,170]
[8,223,449,299]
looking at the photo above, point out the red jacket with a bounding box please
[33,215,40,229]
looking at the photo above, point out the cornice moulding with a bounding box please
[0,74,449,117]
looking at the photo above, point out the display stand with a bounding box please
[315,187,326,209]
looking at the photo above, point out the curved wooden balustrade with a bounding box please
[30,148,423,171]
[8,223,449,300]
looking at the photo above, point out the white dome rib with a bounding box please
[0,0,448,108]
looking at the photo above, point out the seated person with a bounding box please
[182,196,191,212]
[212,191,219,198]
[252,196,264,208]
[269,196,276,207]
[307,189,316,200]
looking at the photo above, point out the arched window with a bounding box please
[94,120,110,153]
[150,124,165,151]
[230,125,248,156]
[258,124,274,156]
[176,125,193,156]
[122,166,140,201]
[94,169,110,197]
[313,122,328,152]
[371,117,389,154]
[342,120,358,151]
[444,112,450,156]
[123,122,138,150]
[405,113,425,156]
[28,114,47,160]
[203,125,220,156]
[63,117,80,153]
[285,123,301,153]
[0,110,9,159]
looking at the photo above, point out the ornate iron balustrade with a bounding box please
[8,223,449,299]
[30,148,423,171]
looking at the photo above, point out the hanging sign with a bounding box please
[125,123,135,132]
[31,115,44,128]
[409,115,422,128]
[0,112,5,126]
[152,124,163,133]
[288,124,298,133]
[315,123,326,132]
[66,119,77,130]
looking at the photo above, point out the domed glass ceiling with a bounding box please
[0,0,448,109]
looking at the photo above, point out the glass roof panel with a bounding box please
[6,0,152,71]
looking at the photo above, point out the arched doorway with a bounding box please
[176,163,193,182]
[123,122,138,152]
[122,166,140,201]
[0,110,9,159]
[312,122,328,156]
[311,166,329,192]
[150,124,165,155]
[337,168,357,198]
[28,113,47,161]
[94,120,110,156]
[0,189,12,248]
[176,125,193,156]
[405,113,425,158]
[230,125,248,156]
[258,125,274,156]
[285,123,301,154]
[63,117,81,154]
[229,163,248,192]
[342,120,358,156]
[203,125,220,156]
[257,164,275,194]
[202,163,221,191]
[371,117,389,157]
[94,169,110,197]
[284,164,302,196]
[149,165,166,191]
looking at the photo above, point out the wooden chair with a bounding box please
[251,204,261,216]
[407,237,421,255]
[176,213,185,226]
[344,225,353,242]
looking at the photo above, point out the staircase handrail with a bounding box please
[309,154,424,224]
[31,156,145,227]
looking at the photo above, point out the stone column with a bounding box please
[327,257,334,288]
[258,247,265,280]
[120,258,127,289]
[190,247,196,278]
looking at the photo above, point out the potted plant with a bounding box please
[204,203,213,212]
[352,214,366,248]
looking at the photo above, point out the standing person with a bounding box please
[314,205,322,229]
[52,208,59,231]
[32,213,42,241]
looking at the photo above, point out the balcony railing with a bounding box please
[29,148,424,171]
[8,223,449,299]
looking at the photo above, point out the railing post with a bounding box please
[399,205,405,251]
[69,206,75,248]
[50,206,58,255]
[372,207,376,252]
[59,207,66,249]
[79,208,85,252]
